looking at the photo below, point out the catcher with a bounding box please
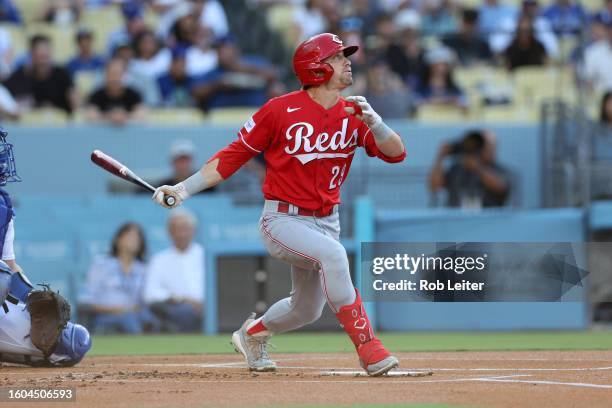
[0,129,91,367]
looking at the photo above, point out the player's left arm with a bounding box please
[2,220,23,274]
[345,96,405,158]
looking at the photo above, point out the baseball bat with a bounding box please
[90,149,176,207]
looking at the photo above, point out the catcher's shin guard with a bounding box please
[335,289,398,376]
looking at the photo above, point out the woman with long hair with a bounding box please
[80,222,157,334]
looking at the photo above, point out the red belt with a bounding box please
[276,202,335,218]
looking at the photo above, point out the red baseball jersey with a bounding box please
[211,90,406,213]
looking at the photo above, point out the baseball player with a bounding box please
[0,129,91,367]
[153,33,406,376]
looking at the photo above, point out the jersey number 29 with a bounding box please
[329,164,347,189]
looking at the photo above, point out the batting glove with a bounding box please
[345,96,394,143]
[152,183,190,208]
[344,96,382,128]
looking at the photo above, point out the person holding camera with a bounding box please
[429,129,510,209]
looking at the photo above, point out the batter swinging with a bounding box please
[153,33,406,376]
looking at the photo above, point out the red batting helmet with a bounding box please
[293,33,358,86]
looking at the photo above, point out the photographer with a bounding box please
[429,129,510,208]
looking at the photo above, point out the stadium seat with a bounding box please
[75,71,101,100]
[415,105,468,122]
[147,108,205,125]
[20,108,69,126]
[208,107,256,125]
[511,67,576,110]
[266,4,298,48]
[80,7,124,55]
[16,0,41,24]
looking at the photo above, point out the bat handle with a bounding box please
[164,195,176,207]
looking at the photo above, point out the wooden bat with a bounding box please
[90,149,176,207]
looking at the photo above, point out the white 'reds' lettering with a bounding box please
[284,118,358,158]
[284,122,313,154]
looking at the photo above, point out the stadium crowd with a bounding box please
[0,0,608,124]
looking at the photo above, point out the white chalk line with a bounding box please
[475,378,612,389]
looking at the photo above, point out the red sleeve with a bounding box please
[208,140,257,179]
[358,122,406,163]
[207,102,276,179]
[236,101,276,153]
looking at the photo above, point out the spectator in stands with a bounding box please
[144,208,204,333]
[601,91,612,126]
[0,0,21,24]
[503,15,548,71]
[364,57,413,118]
[107,2,148,57]
[542,0,587,37]
[0,26,14,79]
[345,0,380,37]
[191,36,281,110]
[191,0,230,40]
[157,139,217,193]
[478,0,518,48]
[293,0,333,41]
[421,0,458,38]
[385,9,426,89]
[429,129,511,208]
[3,35,76,114]
[339,17,367,69]
[415,46,468,111]
[0,84,19,121]
[442,9,492,66]
[86,58,146,126]
[374,13,396,49]
[38,0,82,25]
[129,29,171,105]
[169,4,198,48]
[185,24,218,78]
[66,29,106,75]
[596,0,612,26]
[490,0,558,58]
[79,222,159,334]
[583,19,612,93]
[157,46,196,107]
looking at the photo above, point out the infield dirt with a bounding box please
[2,350,612,407]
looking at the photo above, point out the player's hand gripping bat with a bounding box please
[90,150,176,207]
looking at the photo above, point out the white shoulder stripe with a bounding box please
[239,130,262,153]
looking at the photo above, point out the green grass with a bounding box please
[89,331,612,356]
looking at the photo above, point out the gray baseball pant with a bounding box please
[258,200,356,333]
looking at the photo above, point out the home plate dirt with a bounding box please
[1,350,612,408]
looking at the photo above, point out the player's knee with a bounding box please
[319,244,350,277]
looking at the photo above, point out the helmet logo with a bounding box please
[331,35,342,45]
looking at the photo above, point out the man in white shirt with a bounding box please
[144,208,204,332]
[583,21,612,93]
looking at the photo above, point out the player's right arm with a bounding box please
[153,102,276,208]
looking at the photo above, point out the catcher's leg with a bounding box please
[0,301,91,367]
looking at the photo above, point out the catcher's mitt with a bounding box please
[26,286,71,357]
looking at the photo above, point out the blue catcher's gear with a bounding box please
[9,269,33,303]
[0,128,20,186]
[52,322,92,366]
[0,261,10,308]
